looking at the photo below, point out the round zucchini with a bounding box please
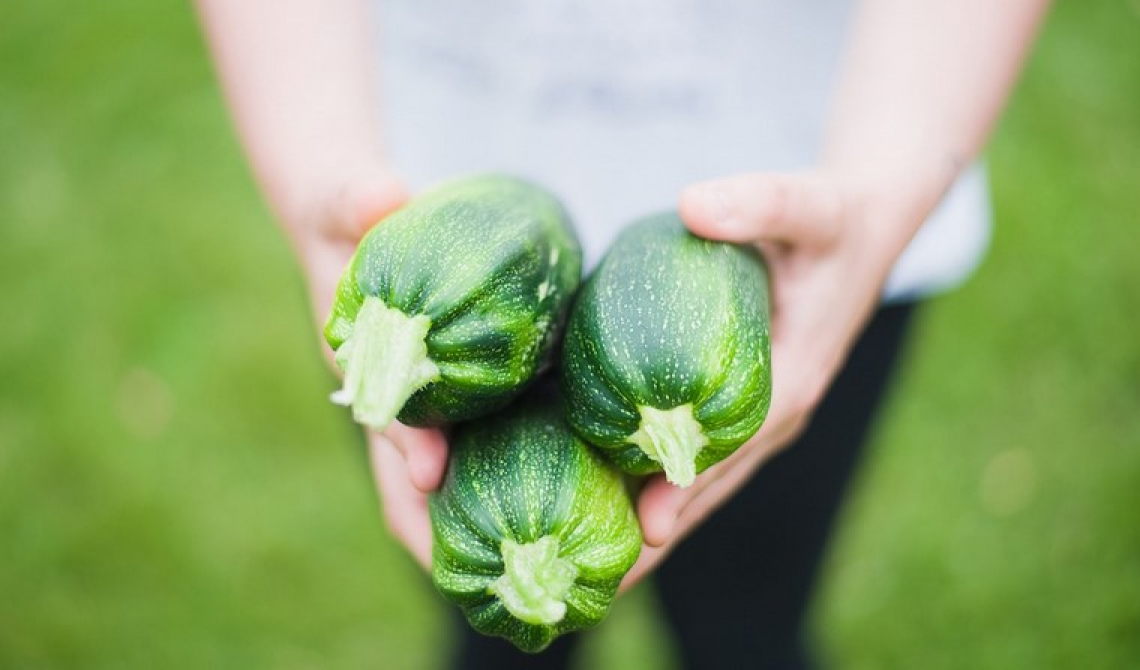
[429,398,642,653]
[324,174,581,430]
[562,213,772,487]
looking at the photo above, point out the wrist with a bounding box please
[826,152,963,267]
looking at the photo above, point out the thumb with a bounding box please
[678,172,841,248]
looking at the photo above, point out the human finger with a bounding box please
[679,172,842,248]
[368,432,433,570]
[383,423,449,494]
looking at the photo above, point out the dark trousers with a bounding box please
[451,302,918,670]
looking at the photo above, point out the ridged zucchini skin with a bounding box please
[562,213,772,484]
[429,397,642,653]
[324,174,581,427]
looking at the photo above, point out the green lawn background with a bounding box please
[1,1,1137,668]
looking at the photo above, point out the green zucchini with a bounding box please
[562,213,772,487]
[324,174,581,430]
[430,396,642,653]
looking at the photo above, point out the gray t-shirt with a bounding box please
[375,0,990,301]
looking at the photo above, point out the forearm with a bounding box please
[195,0,386,232]
[825,0,1049,257]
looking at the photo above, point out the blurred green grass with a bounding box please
[1,1,1137,668]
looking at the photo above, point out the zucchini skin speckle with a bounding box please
[324,174,582,427]
[562,212,772,482]
[429,396,642,653]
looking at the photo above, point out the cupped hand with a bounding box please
[289,166,447,571]
[621,170,913,590]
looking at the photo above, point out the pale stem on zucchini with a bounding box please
[489,536,578,626]
[628,404,709,488]
[329,295,440,431]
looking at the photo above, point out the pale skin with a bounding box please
[197,0,1048,586]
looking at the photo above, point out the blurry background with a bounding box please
[1,1,1138,668]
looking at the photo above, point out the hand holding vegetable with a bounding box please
[288,167,448,570]
[198,0,1045,594]
[624,169,935,589]
[196,0,457,568]
[621,0,1047,587]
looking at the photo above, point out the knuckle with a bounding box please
[763,180,790,223]
[817,183,844,224]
